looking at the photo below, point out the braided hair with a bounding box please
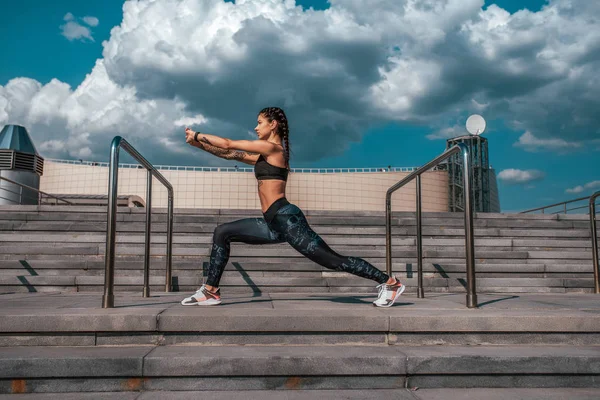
[259,107,291,170]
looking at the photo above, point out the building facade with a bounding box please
[40,160,451,212]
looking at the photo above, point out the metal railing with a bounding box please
[385,143,477,308]
[103,137,174,308]
[0,175,73,205]
[47,157,443,174]
[590,191,600,294]
[520,195,596,214]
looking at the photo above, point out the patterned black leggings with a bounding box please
[205,200,389,287]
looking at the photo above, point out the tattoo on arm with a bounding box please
[225,151,250,161]
[199,137,213,146]
[197,142,249,161]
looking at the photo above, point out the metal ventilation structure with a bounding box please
[0,124,45,205]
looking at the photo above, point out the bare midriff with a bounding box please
[258,180,286,213]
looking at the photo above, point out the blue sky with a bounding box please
[1,0,598,212]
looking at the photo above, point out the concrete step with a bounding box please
[0,344,598,392]
[0,233,595,250]
[4,222,596,239]
[1,389,600,399]
[0,276,596,294]
[1,236,594,254]
[1,259,594,272]
[1,268,594,280]
[1,254,592,271]
[0,205,591,219]
[4,243,594,260]
[2,285,593,295]
[2,213,590,230]
[0,291,599,346]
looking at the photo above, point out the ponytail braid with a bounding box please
[259,107,291,171]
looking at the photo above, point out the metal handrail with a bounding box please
[0,175,73,205]
[102,136,174,308]
[590,191,599,294]
[47,157,443,174]
[385,143,477,308]
[549,205,597,215]
[520,196,592,214]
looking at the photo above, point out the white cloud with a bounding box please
[61,21,94,42]
[566,180,600,194]
[514,131,582,152]
[60,13,99,42]
[1,0,599,168]
[498,168,545,184]
[173,115,208,127]
[471,99,489,112]
[159,137,191,154]
[83,16,99,27]
[426,125,466,140]
[0,60,216,165]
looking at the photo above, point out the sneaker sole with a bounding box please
[181,298,222,306]
[373,284,405,308]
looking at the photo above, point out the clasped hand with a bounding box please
[185,127,196,144]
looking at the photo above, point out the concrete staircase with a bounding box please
[0,204,599,395]
[0,205,597,294]
[0,291,599,395]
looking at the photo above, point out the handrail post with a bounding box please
[416,174,424,298]
[103,138,121,309]
[460,143,477,308]
[591,191,599,294]
[385,193,392,277]
[102,136,174,308]
[385,144,477,308]
[143,170,152,298]
[166,194,174,292]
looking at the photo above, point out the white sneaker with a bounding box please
[181,284,222,306]
[373,278,405,307]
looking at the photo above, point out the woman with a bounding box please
[181,107,404,307]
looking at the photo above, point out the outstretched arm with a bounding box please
[190,140,252,162]
[185,128,231,149]
[185,127,278,155]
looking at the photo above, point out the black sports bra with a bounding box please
[254,154,289,182]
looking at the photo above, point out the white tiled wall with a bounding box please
[40,162,449,211]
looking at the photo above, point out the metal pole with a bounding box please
[143,171,152,298]
[590,193,599,294]
[166,193,174,292]
[101,136,174,307]
[461,144,477,308]
[385,193,393,276]
[416,174,424,298]
[103,137,121,308]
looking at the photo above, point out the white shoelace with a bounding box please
[194,285,206,295]
[376,282,390,298]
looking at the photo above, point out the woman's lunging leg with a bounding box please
[204,218,285,288]
[269,205,390,284]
